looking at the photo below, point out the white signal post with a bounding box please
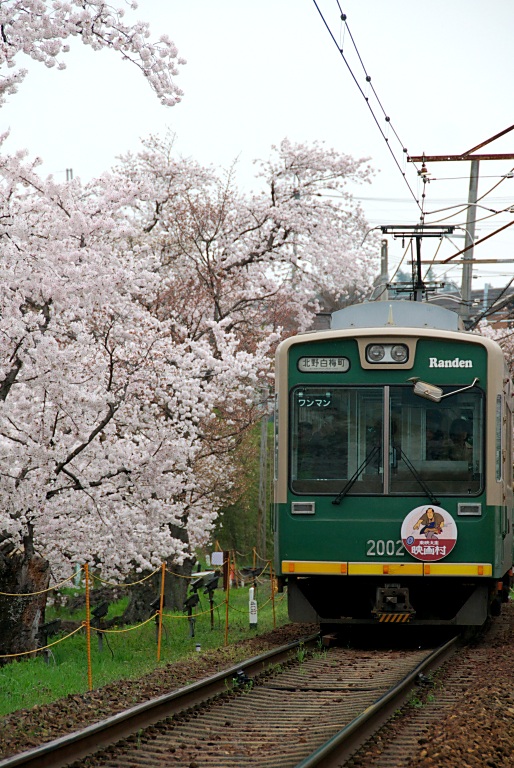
[249,587,258,629]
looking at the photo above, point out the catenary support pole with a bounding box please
[461,159,480,323]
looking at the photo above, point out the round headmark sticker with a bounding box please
[401,505,457,561]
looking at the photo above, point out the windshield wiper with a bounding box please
[399,448,440,506]
[332,446,380,506]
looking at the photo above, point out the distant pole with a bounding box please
[408,130,514,320]
[257,387,269,561]
[377,239,389,301]
[414,237,424,302]
[66,168,73,181]
[461,160,479,323]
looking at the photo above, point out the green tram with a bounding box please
[273,301,513,626]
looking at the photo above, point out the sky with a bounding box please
[3,0,514,293]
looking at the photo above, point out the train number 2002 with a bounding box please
[366,539,405,557]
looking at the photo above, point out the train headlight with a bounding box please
[367,344,385,362]
[391,344,409,363]
[365,343,409,364]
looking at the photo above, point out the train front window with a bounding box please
[290,384,484,496]
[290,387,383,494]
[389,386,484,496]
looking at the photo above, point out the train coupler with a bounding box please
[372,585,415,623]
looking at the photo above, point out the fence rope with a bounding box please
[0,553,271,598]
[163,601,227,620]
[0,570,80,597]
[0,625,84,659]
[0,555,282,664]
[0,589,285,659]
[92,568,161,588]
[92,614,160,633]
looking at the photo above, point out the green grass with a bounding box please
[0,583,288,717]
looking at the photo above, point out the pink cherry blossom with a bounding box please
[0,1,184,107]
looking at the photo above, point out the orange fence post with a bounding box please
[84,563,93,691]
[156,562,166,662]
[231,550,237,587]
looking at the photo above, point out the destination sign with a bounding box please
[297,356,350,373]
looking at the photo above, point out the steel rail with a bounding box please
[293,635,458,768]
[0,632,320,768]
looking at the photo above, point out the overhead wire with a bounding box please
[422,235,444,282]
[467,277,514,330]
[425,202,509,220]
[312,2,514,313]
[313,2,514,239]
[425,165,514,224]
[425,174,514,182]
[334,1,406,153]
[416,165,514,295]
[312,1,422,212]
[312,3,461,282]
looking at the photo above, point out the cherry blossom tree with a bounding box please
[0,5,380,656]
[105,134,379,559]
[477,321,514,376]
[97,134,380,595]
[0,1,185,107]
[111,134,378,342]
[0,0,251,656]
[0,144,275,653]
[0,133,378,653]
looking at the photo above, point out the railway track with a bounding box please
[0,634,458,768]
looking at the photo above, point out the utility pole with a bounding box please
[408,125,514,322]
[256,387,269,561]
[377,239,389,300]
[461,159,479,322]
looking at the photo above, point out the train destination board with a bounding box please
[298,356,350,373]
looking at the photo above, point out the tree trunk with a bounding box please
[120,575,160,624]
[119,556,196,624]
[164,520,195,611]
[120,521,196,622]
[0,537,50,663]
[164,555,195,612]
[119,559,196,622]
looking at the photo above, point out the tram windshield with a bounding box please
[290,385,484,496]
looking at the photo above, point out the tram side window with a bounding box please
[290,387,383,494]
[507,401,513,488]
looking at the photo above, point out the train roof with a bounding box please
[330,301,463,332]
